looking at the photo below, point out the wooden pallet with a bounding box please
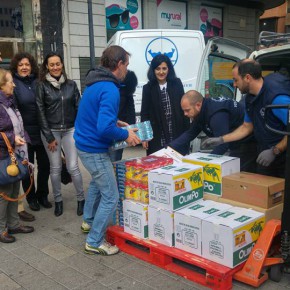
[106,225,244,290]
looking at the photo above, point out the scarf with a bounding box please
[45,73,65,89]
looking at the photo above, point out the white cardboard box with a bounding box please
[123,200,148,239]
[150,146,183,163]
[148,205,174,247]
[149,163,203,211]
[202,207,265,268]
[182,152,240,196]
[174,200,233,256]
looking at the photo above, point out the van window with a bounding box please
[199,54,236,100]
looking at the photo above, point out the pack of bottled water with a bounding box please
[111,121,153,150]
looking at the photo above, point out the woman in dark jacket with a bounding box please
[36,53,85,217]
[10,52,51,213]
[109,70,137,162]
[0,68,34,243]
[141,54,189,155]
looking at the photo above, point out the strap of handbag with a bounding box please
[0,132,34,202]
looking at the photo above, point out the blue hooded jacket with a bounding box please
[74,66,129,153]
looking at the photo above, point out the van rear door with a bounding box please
[192,37,251,152]
[116,30,162,119]
[196,37,251,102]
[111,29,205,119]
[160,30,205,92]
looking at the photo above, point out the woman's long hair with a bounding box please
[39,52,67,81]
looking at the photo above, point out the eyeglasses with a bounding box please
[106,10,129,28]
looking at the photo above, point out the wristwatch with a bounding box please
[272,146,281,155]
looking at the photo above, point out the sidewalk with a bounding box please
[0,146,289,290]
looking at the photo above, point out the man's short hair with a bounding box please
[101,45,130,71]
[182,90,204,106]
[233,59,262,80]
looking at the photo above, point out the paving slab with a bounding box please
[0,273,21,290]
[48,267,93,289]
[41,243,77,260]
[13,271,68,290]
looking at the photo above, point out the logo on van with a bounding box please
[145,37,178,66]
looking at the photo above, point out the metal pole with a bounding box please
[88,0,96,69]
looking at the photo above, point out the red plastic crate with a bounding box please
[106,225,245,290]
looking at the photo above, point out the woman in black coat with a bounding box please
[141,54,189,155]
[10,52,51,217]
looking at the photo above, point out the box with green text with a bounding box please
[148,163,203,211]
[202,207,265,268]
[182,153,240,196]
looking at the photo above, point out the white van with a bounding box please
[107,29,206,119]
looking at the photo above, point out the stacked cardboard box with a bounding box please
[148,163,204,246]
[182,152,240,196]
[122,156,173,239]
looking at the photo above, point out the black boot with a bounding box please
[38,196,52,208]
[77,200,85,216]
[54,201,63,217]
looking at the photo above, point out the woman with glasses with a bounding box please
[141,54,190,155]
[36,52,85,217]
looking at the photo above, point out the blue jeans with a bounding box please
[41,128,85,202]
[77,150,119,247]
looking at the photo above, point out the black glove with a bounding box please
[256,148,276,167]
[201,136,224,149]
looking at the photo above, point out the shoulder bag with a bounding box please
[0,132,33,201]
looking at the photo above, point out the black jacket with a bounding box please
[36,78,80,143]
[118,70,137,125]
[13,74,42,145]
[170,97,245,155]
[245,73,290,151]
[141,78,189,155]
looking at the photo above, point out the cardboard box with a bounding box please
[123,200,148,239]
[148,205,174,247]
[150,146,183,163]
[203,194,283,222]
[202,207,265,268]
[222,172,284,208]
[182,153,240,196]
[148,163,203,211]
[174,200,233,256]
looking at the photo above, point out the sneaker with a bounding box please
[84,241,119,255]
[81,221,91,233]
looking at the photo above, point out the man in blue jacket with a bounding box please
[203,59,290,178]
[74,45,140,255]
[170,90,257,172]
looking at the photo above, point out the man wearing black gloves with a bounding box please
[170,89,257,172]
[203,59,290,178]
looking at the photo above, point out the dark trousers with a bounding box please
[22,144,50,203]
[230,141,258,173]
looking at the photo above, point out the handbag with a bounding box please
[61,149,72,185]
[0,132,33,201]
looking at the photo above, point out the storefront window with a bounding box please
[0,1,22,38]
